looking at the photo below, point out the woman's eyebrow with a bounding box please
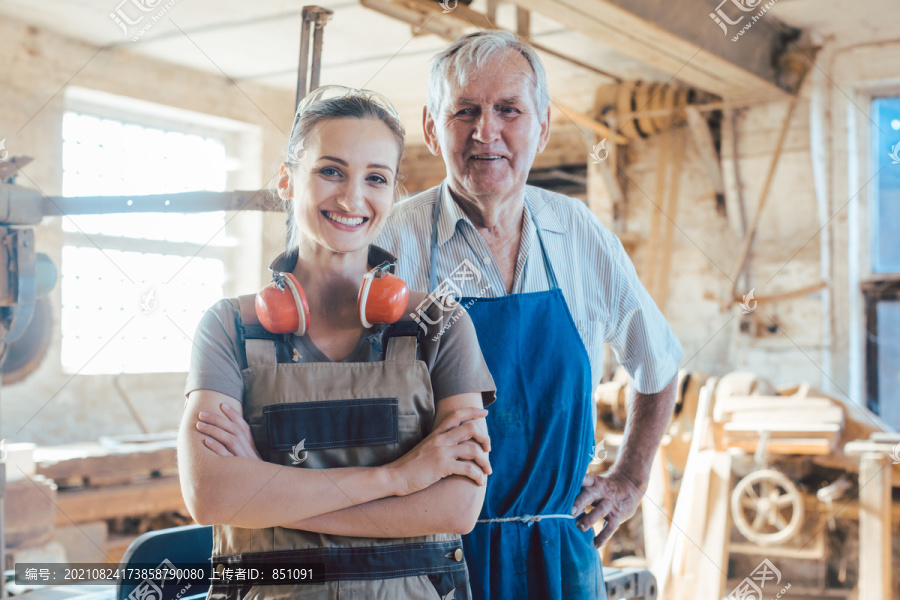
[368,163,395,174]
[321,155,393,174]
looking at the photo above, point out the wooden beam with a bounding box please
[684,107,725,204]
[358,0,621,81]
[553,102,628,145]
[516,7,530,38]
[655,129,685,310]
[512,0,789,97]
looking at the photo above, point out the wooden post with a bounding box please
[857,452,892,600]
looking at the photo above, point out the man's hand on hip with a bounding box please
[571,469,646,548]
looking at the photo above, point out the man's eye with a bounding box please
[501,107,519,114]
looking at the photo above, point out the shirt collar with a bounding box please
[436,180,567,247]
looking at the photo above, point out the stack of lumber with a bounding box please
[713,392,844,456]
[34,432,183,526]
[4,432,190,565]
[4,442,66,570]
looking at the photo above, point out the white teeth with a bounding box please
[474,155,501,160]
[325,211,365,226]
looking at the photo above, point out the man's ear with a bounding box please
[423,105,441,156]
[276,163,293,201]
[536,105,552,154]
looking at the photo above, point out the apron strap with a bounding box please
[428,182,560,292]
[236,295,278,367]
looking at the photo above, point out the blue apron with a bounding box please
[428,187,606,600]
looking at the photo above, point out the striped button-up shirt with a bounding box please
[376,180,683,395]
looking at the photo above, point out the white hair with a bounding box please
[426,31,550,121]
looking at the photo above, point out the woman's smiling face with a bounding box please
[284,117,400,255]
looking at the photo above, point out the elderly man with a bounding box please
[376,31,683,599]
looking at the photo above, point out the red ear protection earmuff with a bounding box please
[357,262,409,328]
[256,272,311,336]
[256,262,408,335]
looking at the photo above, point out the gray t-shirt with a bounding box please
[184,294,496,407]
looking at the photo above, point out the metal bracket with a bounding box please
[295,5,334,108]
[4,228,35,343]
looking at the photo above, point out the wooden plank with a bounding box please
[35,440,178,488]
[696,452,731,600]
[722,422,841,433]
[513,0,785,96]
[723,438,833,455]
[655,128,685,310]
[684,106,725,200]
[641,448,670,573]
[857,452,892,600]
[642,127,670,300]
[54,477,187,526]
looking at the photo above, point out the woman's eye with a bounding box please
[319,167,341,177]
[368,174,388,185]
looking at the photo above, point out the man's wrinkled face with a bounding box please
[425,51,550,202]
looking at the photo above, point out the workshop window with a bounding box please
[863,96,900,429]
[60,112,231,374]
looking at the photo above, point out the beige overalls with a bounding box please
[207,286,471,600]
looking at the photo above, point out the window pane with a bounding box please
[872,97,900,273]
[61,247,225,374]
[61,112,228,245]
[60,110,230,374]
[876,300,900,430]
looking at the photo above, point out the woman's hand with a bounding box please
[387,406,492,496]
[196,402,262,461]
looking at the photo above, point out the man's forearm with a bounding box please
[612,373,678,487]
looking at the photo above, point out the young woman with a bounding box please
[178,86,496,600]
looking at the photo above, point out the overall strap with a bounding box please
[236,294,278,368]
[382,320,420,362]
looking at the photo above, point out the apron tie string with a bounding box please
[476,514,576,527]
